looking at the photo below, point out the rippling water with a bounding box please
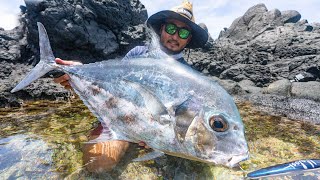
[0,99,319,179]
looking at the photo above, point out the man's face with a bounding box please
[160,19,192,54]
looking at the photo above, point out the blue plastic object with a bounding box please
[247,159,320,179]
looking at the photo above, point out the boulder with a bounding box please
[211,77,245,95]
[280,10,301,24]
[238,80,262,94]
[291,82,320,101]
[263,79,291,96]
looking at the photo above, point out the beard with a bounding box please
[160,40,184,55]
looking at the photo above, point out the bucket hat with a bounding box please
[146,0,208,49]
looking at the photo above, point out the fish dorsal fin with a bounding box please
[132,150,165,162]
[145,48,170,59]
[142,28,170,59]
[124,80,168,116]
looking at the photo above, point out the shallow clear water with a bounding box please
[0,99,319,179]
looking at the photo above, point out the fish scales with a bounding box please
[11,22,249,167]
[67,59,234,111]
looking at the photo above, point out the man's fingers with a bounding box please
[55,58,71,65]
[55,58,82,65]
[53,74,70,83]
[52,60,74,90]
[64,85,72,90]
[60,81,70,87]
[138,141,150,149]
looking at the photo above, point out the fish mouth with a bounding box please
[207,151,249,167]
[225,151,250,168]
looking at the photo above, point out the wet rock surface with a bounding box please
[0,2,319,122]
[236,94,320,124]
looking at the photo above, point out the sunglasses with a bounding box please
[164,23,191,39]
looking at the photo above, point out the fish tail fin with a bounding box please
[11,22,56,93]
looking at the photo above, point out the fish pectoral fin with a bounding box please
[132,150,165,162]
[166,93,201,116]
[85,124,119,143]
[124,79,168,116]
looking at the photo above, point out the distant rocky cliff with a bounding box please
[190,4,320,85]
[0,2,319,122]
[187,3,320,122]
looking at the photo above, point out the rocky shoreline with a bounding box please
[0,1,319,123]
[187,3,320,123]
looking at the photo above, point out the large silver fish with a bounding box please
[11,22,249,167]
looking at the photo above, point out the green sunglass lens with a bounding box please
[166,24,177,35]
[165,23,191,39]
[179,29,190,39]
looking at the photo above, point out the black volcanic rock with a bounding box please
[189,3,320,88]
[24,0,148,63]
[219,3,303,41]
[0,20,28,63]
[0,0,148,107]
[186,3,320,122]
[0,2,319,122]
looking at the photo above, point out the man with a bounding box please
[54,0,208,172]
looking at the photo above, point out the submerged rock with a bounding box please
[0,134,58,179]
[1,99,319,178]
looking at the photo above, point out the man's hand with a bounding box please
[138,141,150,149]
[53,58,82,89]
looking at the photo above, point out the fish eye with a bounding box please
[209,115,229,132]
